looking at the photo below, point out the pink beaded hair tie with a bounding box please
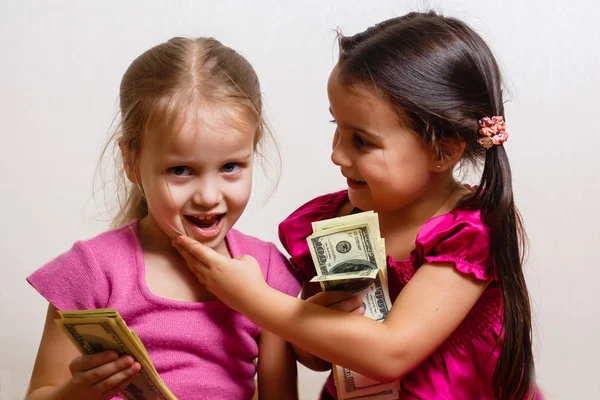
[477,116,509,149]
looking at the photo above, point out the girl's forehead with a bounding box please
[146,104,257,151]
[329,85,397,124]
[329,69,384,111]
[143,116,254,164]
[328,67,413,132]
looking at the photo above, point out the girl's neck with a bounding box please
[138,216,178,254]
[377,175,465,239]
[137,215,221,303]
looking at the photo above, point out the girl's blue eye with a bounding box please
[169,166,191,176]
[222,163,241,174]
[353,133,371,148]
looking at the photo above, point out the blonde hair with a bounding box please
[99,37,273,228]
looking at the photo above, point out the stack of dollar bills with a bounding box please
[56,308,177,400]
[307,211,400,400]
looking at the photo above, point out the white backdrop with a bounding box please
[1,1,599,399]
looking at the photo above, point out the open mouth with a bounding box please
[184,214,225,238]
[347,177,367,189]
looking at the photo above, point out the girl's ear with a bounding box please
[119,141,141,184]
[430,139,466,172]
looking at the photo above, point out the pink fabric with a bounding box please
[279,190,543,399]
[27,221,301,400]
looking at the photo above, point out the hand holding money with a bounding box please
[56,308,178,400]
[307,211,400,400]
[59,350,141,400]
[306,291,366,315]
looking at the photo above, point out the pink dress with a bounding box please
[28,220,301,400]
[279,190,542,400]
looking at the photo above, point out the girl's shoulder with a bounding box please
[84,220,141,257]
[34,220,140,275]
[278,190,348,282]
[413,207,494,280]
[26,221,141,310]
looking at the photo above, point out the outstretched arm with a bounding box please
[174,236,489,382]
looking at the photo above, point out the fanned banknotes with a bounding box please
[307,211,400,400]
[56,308,177,400]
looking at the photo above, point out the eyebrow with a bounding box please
[329,108,380,140]
[232,152,254,161]
[163,152,254,164]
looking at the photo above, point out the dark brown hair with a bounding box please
[337,11,534,399]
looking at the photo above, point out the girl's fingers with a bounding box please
[174,242,201,267]
[69,351,119,374]
[352,305,367,315]
[102,367,141,399]
[173,242,208,284]
[175,235,227,267]
[81,355,134,385]
[172,241,193,263]
[330,295,364,313]
[94,361,140,393]
[173,240,206,268]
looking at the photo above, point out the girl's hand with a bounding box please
[173,235,269,311]
[306,291,365,315]
[59,351,140,400]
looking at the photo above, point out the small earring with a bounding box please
[436,164,441,169]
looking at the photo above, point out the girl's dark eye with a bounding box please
[169,166,191,176]
[353,133,371,148]
[222,163,241,174]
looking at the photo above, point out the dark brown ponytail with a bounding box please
[472,144,533,399]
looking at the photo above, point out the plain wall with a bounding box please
[1,1,599,398]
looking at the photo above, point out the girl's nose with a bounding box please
[331,130,352,168]
[192,178,223,209]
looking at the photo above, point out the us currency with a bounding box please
[307,212,400,399]
[309,269,379,288]
[56,309,177,400]
[312,211,388,282]
[307,221,393,320]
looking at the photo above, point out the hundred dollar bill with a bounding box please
[58,309,159,375]
[312,211,388,281]
[307,212,400,399]
[311,210,378,232]
[341,389,398,400]
[56,309,177,400]
[309,269,379,288]
[332,363,400,400]
[307,222,393,312]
